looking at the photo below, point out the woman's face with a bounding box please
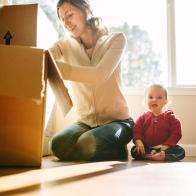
[58,2,87,37]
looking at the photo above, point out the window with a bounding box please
[4,0,196,89]
[175,0,196,86]
[92,0,168,88]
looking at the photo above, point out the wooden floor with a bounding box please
[0,156,196,196]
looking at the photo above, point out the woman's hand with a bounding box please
[135,139,145,155]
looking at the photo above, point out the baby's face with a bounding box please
[146,87,167,115]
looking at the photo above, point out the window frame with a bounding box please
[167,0,196,90]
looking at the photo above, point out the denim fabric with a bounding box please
[131,145,185,161]
[51,118,134,161]
[164,145,185,161]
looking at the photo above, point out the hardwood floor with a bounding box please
[0,156,196,196]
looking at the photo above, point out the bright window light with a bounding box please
[175,0,196,86]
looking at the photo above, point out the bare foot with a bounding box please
[150,149,157,155]
[147,151,165,161]
[144,149,156,159]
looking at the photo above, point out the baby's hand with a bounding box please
[135,140,145,155]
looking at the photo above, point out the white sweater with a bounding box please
[49,32,131,127]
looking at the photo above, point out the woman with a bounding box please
[49,0,134,161]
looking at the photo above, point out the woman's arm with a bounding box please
[57,33,126,85]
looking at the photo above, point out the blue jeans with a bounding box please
[51,118,134,161]
[131,145,185,161]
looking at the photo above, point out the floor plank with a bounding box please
[0,156,195,196]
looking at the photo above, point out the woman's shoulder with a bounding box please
[109,31,126,37]
[49,37,66,50]
[53,36,75,46]
[99,32,127,48]
[50,36,80,53]
[107,32,126,42]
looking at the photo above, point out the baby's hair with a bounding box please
[145,84,168,99]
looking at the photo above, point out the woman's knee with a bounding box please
[76,132,96,160]
[51,124,88,159]
[51,134,67,159]
[51,130,76,159]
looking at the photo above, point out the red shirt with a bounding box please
[133,110,182,147]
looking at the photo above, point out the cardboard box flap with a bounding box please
[0,3,37,46]
[0,45,45,99]
[46,50,73,116]
[0,3,58,48]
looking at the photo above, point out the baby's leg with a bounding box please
[147,145,185,161]
[164,145,185,161]
[147,151,165,161]
[131,146,154,160]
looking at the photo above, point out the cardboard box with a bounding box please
[0,3,57,48]
[0,45,47,166]
[0,3,72,166]
[0,3,38,46]
[0,46,72,167]
[0,3,48,167]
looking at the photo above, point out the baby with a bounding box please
[131,84,185,161]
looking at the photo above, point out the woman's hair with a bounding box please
[57,0,108,35]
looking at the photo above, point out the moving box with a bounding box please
[0,4,72,166]
[0,45,47,166]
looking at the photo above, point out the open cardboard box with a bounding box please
[0,45,47,166]
[0,45,72,167]
[0,3,39,46]
[0,3,57,48]
[0,4,72,166]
